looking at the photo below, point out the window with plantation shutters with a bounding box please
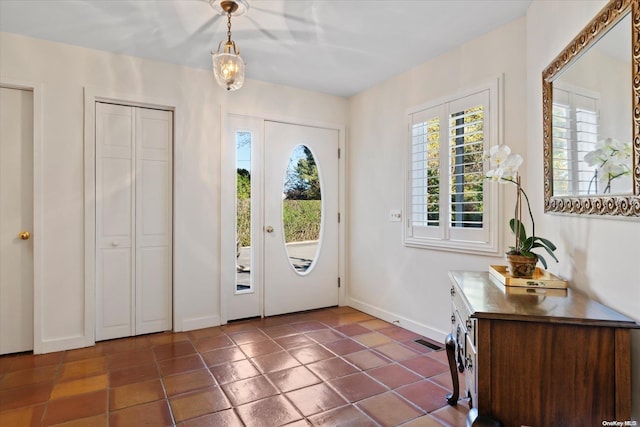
[552,83,600,196]
[405,78,500,253]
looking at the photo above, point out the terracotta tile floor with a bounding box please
[0,307,469,426]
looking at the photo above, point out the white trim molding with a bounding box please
[348,297,448,344]
[403,75,504,256]
[83,86,182,343]
[182,315,221,332]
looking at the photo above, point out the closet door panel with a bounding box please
[138,247,171,329]
[95,103,134,341]
[101,158,133,241]
[140,161,169,241]
[135,108,172,334]
[100,249,132,329]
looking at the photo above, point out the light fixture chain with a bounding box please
[211,0,245,91]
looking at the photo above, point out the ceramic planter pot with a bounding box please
[506,253,537,278]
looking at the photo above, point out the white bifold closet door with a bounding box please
[95,103,172,341]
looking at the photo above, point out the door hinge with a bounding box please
[338,212,341,223]
[338,277,341,288]
[338,148,341,159]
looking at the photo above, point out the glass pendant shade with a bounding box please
[212,42,245,91]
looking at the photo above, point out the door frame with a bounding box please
[84,87,179,346]
[0,78,42,353]
[220,110,347,324]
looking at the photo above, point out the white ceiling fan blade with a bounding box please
[251,5,316,26]
[192,14,224,40]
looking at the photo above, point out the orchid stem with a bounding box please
[502,175,535,246]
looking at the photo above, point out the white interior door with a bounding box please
[95,103,172,341]
[0,87,34,354]
[263,121,339,316]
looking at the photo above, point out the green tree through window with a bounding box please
[450,106,484,228]
[285,146,320,200]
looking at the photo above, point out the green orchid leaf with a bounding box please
[509,218,527,241]
[522,236,535,251]
[536,237,557,251]
[537,253,548,269]
[520,250,536,258]
[531,241,559,263]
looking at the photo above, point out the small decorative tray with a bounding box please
[503,286,568,297]
[489,265,568,289]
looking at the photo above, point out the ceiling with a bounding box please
[0,0,532,97]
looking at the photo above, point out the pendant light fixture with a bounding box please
[211,0,245,91]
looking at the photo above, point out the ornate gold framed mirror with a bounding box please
[543,0,640,216]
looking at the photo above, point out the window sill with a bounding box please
[404,237,500,256]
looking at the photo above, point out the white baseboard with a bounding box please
[38,335,94,354]
[181,314,221,332]
[348,297,448,344]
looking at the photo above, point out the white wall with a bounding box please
[348,1,639,417]
[346,18,527,339]
[0,32,347,352]
[558,48,631,144]
[526,1,640,418]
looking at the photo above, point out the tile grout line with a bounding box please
[153,339,176,427]
[202,328,248,427]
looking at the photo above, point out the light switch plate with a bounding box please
[389,209,402,222]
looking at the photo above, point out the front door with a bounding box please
[263,121,339,316]
[0,87,34,354]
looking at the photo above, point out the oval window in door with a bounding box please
[282,145,322,274]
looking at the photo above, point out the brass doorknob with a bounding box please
[265,226,274,233]
[18,231,30,240]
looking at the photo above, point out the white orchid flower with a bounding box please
[585,138,632,190]
[607,137,626,151]
[485,145,522,182]
[584,148,605,167]
[502,154,523,179]
[611,147,630,162]
[488,144,511,168]
[486,167,504,181]
[584,138,633,192]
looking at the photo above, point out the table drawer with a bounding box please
[451,284,476,345]
[464,332,477,407]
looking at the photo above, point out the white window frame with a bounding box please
[404,77,501,254]
[551,82,600,196]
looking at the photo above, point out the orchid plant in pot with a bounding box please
[583,137,632,194]
[485,144,558,278]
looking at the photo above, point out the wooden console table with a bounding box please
[446,270,639,426]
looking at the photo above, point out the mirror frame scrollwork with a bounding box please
[542,0,640,217]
